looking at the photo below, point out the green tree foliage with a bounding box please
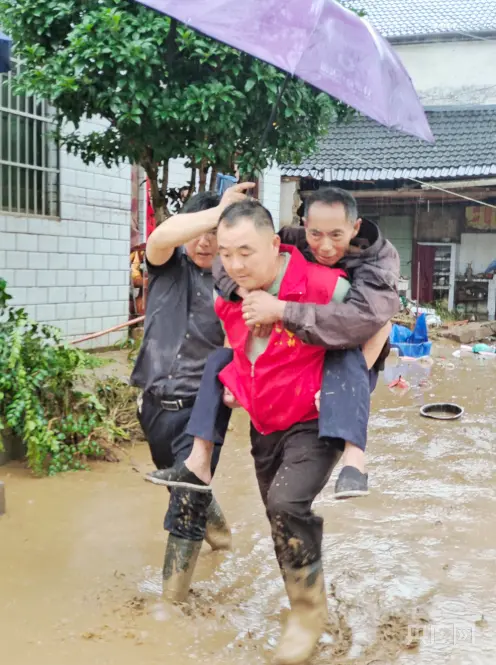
[0,0,349,222]
[0,279,124,475]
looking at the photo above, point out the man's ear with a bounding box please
[273,234,281,254]
[352,218,362,238]
[303,217,308,227]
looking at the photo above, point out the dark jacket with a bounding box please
[212,219,400,350]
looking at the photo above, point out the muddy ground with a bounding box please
[0,344,494,665]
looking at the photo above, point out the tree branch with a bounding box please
[187,166,196,201]
[209,165,218,193]
[166,19,178,73]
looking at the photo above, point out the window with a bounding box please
[0,60,59,216]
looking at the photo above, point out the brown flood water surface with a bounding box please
[0,345,495,664]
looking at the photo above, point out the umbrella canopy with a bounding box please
[135,0,434,143]
[0,31,12,74]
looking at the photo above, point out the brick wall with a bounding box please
[0,119,131,349]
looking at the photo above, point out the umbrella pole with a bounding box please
[416,260,421,320]
[248,72,291,184]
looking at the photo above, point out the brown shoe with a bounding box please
[274,561,328,665]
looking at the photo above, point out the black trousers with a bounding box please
[251,420,343,569]
[138,392,226,541]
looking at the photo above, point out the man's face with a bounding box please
[185,230,218,270]
[217,218,280,291]
[305,202,361,266]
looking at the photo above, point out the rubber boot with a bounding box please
[162,534,202,603]
[274,561,328,665]
[204,496,232,551]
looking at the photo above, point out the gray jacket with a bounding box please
[212,219,400,349]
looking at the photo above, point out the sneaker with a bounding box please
[144,462,212,493]
[334,466,369,500]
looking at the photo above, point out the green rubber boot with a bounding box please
[204,496,232,551]
[274,561,328,665]
[162,534,202,603]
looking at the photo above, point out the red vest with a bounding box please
[215,245,347,434]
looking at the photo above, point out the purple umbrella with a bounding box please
[135,0,434,143]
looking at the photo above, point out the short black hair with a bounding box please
[181,191,220,214]
[306,187,358,222]
[219,199,275,232]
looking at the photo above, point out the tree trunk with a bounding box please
[150,176,166,226]
[198,158,208,192]
[142,159,167,226]
[185,166,196,203]
[209,165,218,193]
[161,160,169,200]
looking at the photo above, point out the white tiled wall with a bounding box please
[459,233,496,274]
[0,119,131,348]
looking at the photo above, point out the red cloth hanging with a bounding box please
[146,179,157,239]
[412,243,436,303]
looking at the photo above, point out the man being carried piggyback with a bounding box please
[150,188,400,501]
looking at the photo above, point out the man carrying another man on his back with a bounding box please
[151,188,399,500]
[204,200,395,664]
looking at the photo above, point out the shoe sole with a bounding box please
[144,475,212,492]
[334,489,370,500]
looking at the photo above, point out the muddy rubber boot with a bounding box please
[162,534,202,603]
[274,561,328,665]
[204,496,232,551]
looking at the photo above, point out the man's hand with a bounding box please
[219,182,256,213]
[315,390,321,412]
[223,387,241,409]
[251,323,273,338]
[242,291,286,327]
[236,286,273,336]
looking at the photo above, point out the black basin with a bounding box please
[420,403,464,420]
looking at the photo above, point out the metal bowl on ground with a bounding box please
[420,403,464,420]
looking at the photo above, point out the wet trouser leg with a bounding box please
[185,347,234,443]
[318,348,378,453]
[250,420,343,569]
[137,393,221,541]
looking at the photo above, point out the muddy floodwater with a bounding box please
[1,344,495,665]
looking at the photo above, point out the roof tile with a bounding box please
[343,0,496,38]
[281,108,496,181]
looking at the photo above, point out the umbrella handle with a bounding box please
[247,72,291,185]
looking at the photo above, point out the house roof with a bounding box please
[281,107,496,182]
[343,0,496,39]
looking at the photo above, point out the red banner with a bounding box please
[146,179,157,239]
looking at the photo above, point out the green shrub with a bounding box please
[0,278,121,475]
